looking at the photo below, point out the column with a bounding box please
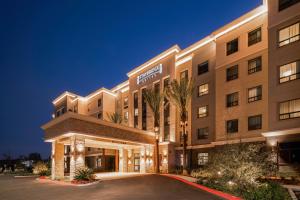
[69,136,85,180]
[51,141,64,180]
[140,146,146,173]
[119,148,128,172]
[127,149,134,172]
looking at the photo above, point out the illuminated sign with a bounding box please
[137,64,163,85]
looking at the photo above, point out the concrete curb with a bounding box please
[14,175,37,178]
[161,174,241,200]
[36,178,101,187]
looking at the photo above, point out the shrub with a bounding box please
[242,182,292,200]
[33,162,49,176]
[74,167,94,181]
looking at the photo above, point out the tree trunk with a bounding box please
[155,138,159,173]
[182,124,188,175]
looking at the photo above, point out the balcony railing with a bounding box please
[279,34,300,47]
[248,65,262,74]
[280,72,300,83]
[248,95,262,103]
[280,111,300,120]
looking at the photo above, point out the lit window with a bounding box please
[198,84,209,96]
[248,57,262,74]
[124,97,128,109]
[198,106,208,118]
[227,119,238,133]
[198,153,208,166]
[134,108,138,116]
[280,99,300,120]
[124,111,129,121]
[279,61,300,83]
[248,27,262,46]
[278,23,300,47]
[226,38,238,55]
[248,115,262,130]
[180,154,183,166]
[248,86,262,103]
[227,92,239,107]
[197,127,209,140]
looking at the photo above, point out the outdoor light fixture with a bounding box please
[76,143,84,152]
[128,160,132,165]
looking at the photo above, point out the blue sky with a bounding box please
[0,0,261,158]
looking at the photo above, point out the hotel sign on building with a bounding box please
[137,64,162,85]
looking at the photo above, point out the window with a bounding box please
[198,153,208,166]
[164,77,170,141]
[198,84,209,96]
[55,107,66,117]
[279,99,300,120]
[98,98,102,107]
[124,111,129,122]
[226,38,239,55]
[248,56,262,74]
[198,106,208,118]
[248,115,262,130]
[279,61,300,83]
[226,119,238,133]
[279,23,300,47]
[248,27,262,46]
[97,112,102,119]
[227,92,239,107]
[226,65,238,81]
[123,97,128,109]
[180,70,188,81]
[197,127,209,139]
[248,86,262,103]
[198,61,209,75]
[142,88,147,130]
[279,0,300,11]
[133,92,138,128]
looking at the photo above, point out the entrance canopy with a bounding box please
[41,112,156,146]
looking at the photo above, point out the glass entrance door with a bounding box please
[134,153,140,172]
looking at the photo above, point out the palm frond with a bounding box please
[106,112,123,124]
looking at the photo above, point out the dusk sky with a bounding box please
[0,0,261,159]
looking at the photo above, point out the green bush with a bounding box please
[74,167,94,181]
[242,182,291,200]
[33,162,49,176]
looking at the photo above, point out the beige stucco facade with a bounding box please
[42,0,300,179]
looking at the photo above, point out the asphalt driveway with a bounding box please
[0,174,223,200]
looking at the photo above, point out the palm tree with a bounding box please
[106,112,123,124]
[143,87,165,173]
[166,78,194,175]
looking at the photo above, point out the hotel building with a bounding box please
[42,0,300,180]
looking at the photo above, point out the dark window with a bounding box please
[164,78,170,141]
[142,89,147,130]
[197,127,209,140]
[248,86,262,103]
[279,61,300,83]
[98,98,102,107]
[226,119,238,133]
[97,112,102,119]
[248,115,262,130]
[279,99,300,120]
[226,65,238,81]
[227,92,239,107]
[248,57,262,74]
[226,38,239,55]
[133,92,138,128]
[198,61,209,75]
[248,27,262,46]
[279,0,300,11]
[180,70,188,81]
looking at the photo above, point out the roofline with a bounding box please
[111,80,129,93]
[176,4,267,60]
[126,45,181,77]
